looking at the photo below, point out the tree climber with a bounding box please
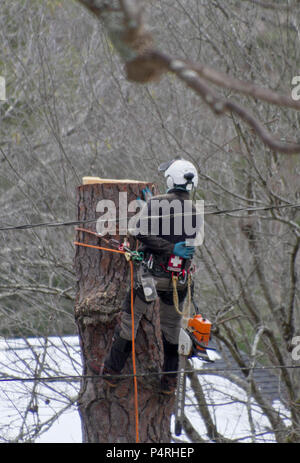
[102,159,202,394]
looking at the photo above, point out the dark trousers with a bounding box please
[104,273,187,374]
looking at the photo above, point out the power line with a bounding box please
[0,218,97,232]
[1,364,297,435]
[0,363,299,383]
[0,202,299,232]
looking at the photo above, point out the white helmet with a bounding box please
[158,159,198,192]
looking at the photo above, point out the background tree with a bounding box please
[0,0,299,442]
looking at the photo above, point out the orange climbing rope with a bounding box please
[74,237,140,443]
[129,259,139,443]
[74,241,124,255]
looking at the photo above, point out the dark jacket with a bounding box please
[133,189,201,258]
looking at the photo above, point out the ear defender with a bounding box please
[184,172,195,191]
[166,176,174,190]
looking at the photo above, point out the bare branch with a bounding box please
[241,0,300,10]
[75,0,300,154]
[287,237,300,336]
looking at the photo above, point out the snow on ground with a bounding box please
[171,355,286,443]
[0,336,82,443]
[0,336,288,443]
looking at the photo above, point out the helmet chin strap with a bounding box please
[166,183,192,193]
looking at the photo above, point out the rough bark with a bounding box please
[74,180,176,443]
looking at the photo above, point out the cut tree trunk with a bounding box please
[74,178,176,443]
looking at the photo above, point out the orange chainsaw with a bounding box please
[174,314,215,436]
[187,314,212,360]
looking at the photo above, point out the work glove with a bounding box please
[173,241,195,259]
[137,187,152,206]
[141,186,153,202]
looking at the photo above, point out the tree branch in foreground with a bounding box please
[76,0,300,154]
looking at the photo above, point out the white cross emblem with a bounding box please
[167,254,183,271]
[170,255,182,267]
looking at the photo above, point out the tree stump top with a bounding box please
[82,176,152,185]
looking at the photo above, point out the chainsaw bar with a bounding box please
[174,325,215,436]
[174,329,192,436]
[174,354,187,436]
